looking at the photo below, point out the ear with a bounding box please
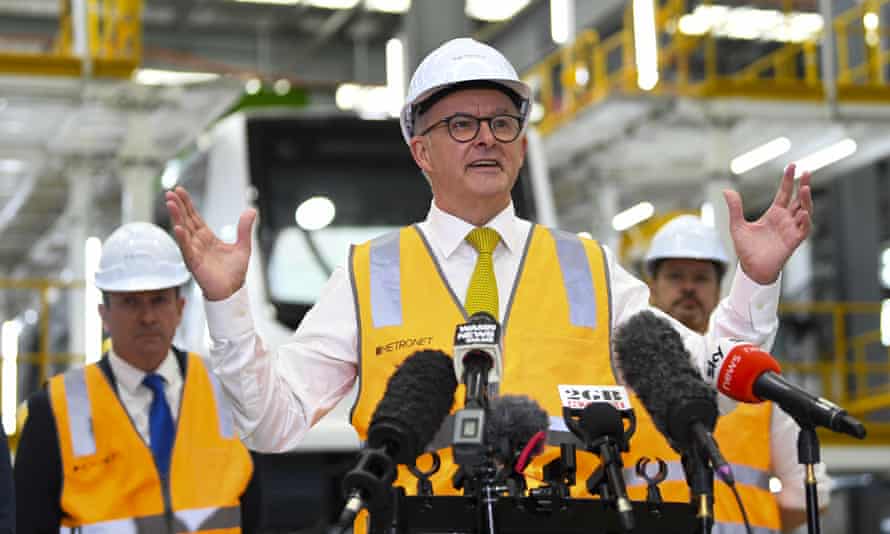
[409,136,434,174]
[175,296,185,319]
[98,303,109,331]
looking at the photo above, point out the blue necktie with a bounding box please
[143,373,175,476]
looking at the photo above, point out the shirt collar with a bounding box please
[108,348,180,395]
[427,200,520,259]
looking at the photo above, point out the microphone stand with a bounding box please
[452,355,500,534]
[681,445,714,534]
[796,424,822,534]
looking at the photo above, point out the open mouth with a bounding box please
[467,159,502,171]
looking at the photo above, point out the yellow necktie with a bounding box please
[464,227,501,319]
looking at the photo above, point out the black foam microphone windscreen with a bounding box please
[484,394,549,465]
[579,402,625,442]
[613,311,718,454]
[368,349,458,464]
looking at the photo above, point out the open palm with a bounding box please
[165,186,257,301]
[724,164,813,285]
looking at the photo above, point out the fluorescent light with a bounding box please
[730,137,791,175]
[135,68,220,86]
[633,0,659,91]
[612,202,655,231]
[677,4,823,43]
[161,159,181,189]
[466,0,531,22]
[296,196,336,230]
[700,202,715,227]
[235,0,300,4]
[386,38,405,117]
[85,237,103,365]
[336,83,362,110]
[882,299,890,346]
[306,0,359,8]
[577,231,593,239]
[0,159,25,174]
[1,320,20,436]
[550,0,573,45]
[793,138,857,177]
[364,0,409,13]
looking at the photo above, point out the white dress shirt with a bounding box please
[107,349,183,446]
[203,201,828,505]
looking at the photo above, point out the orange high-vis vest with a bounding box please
[48,352,253,533]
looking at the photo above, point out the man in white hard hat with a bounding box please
[14,222,256,533]
[644,214,829,532]
[166,37,813,530]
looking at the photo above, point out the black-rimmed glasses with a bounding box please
[418,113,523,143]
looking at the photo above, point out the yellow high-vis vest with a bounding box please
[48,352,253,533]
[351,226,612,493]
[349,224,778,533]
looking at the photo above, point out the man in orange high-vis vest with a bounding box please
[15,222,256,533]
[644,215,830,533]
[165,38,815,533]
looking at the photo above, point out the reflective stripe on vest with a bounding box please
[59,504,241,533]
[63,369,96,457]
[62,364,237,456]
[623,460,771,491]
[369,231,402,328]
[366,228,597,328]
[551,229,597,328]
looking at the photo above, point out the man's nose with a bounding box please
[475,119,497,144]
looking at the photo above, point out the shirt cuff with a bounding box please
[727,264,782,330]
[204,285,255,340]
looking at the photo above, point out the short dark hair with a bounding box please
[650,259,725,283]
[414,80,524,121]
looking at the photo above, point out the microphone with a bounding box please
[709,339,866,439]
[484,394,549,475]
[337,350,458,529]
[452,312,504,467]
[577,403,635,532]
[453,311,504,397]
[614,311,735,486]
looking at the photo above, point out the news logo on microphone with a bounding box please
[558,385,632,411]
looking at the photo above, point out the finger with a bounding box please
[171,225,200,268]
[174,186,203,231]
[165,191,187,226]
[236,208,257,252]
[797,171,814,218]
[723,189,745,229]
[794,210,811,240]
[773,164,796,208]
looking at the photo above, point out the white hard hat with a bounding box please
[644,215,729,276]
[94,222,191,292]
[399,37,532,144]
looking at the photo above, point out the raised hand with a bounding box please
[723,163,813,285]
[165,186,257,301]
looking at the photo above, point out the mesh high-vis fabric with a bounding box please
[464,227,501,318]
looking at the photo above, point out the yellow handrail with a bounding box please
[523,0,890,136]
